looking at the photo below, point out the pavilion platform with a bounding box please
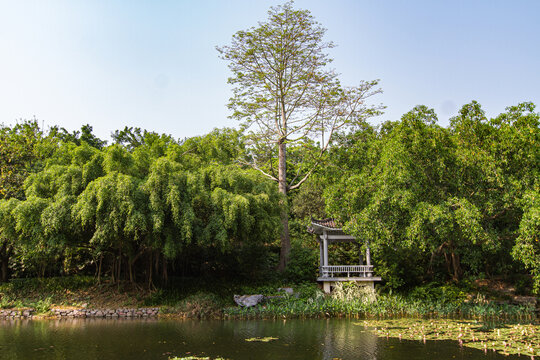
[308,218,382,293]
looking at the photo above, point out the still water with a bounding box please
[0,318,523,359]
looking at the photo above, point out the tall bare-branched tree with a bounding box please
[217,1,382,271]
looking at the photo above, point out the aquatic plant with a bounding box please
[245,337,278,342]
[170,357,226,360]
[358,318,539,357]
[223,289,535,320]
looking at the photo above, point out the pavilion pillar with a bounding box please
[365,240,371,266]
[359,241,364,265]
[319,239,324,274]
[365,240,372,278]
[322,231,329,278]
[322,232,328,267]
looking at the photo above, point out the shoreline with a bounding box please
[0,303,536,321]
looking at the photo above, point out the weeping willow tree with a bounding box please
[0,129,282,285]
[0,199,19,281]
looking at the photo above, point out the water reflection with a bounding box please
[0,318,524,359]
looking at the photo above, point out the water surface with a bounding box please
[0,318,524,359]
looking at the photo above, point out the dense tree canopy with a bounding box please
[0,126,282,285]
[0,102,538,293]
[0,120,56,200]
[323,102,539,292]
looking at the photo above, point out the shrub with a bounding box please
[331,282,376,304]
[176,292,223,318]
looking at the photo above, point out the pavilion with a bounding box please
[308,218,381,293]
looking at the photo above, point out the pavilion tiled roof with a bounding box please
[308,217,346,236]
[310,217,340,229]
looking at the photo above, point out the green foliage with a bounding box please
[290,180,326,220]
[331,282,376,303]
[112,126,176,151]
[224,286,533,320]
[0,120,56,200]
[176,128,244,170]
[283,238,318,282]
[50,124,107,149]
[324,102,539,290]
[407,283,468,305]
[0,125,281,284]
[0,276,95,311]
[512,190,540,293]
[0,100,537,293]
[174,292,224,318]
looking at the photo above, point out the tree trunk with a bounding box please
[162,257,168,285]
[443,251,452,278]
[147,252,153,290]
[129,260,134,284]
[117,247,122,285]
[451,251,461,282]
[97,254,102,285]
[0,243,10,283]
[1,259,8,283]
[277,138,291,272]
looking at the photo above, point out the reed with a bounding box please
[223,283,536,320]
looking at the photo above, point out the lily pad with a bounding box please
[356,319,539,357]
[245,337,279,342]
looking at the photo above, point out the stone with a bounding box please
[278,287,294,295]
[512,296,538,307]
[233,294,265,307]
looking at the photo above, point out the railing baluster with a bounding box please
[320,265,374,277]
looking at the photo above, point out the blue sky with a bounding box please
[1,0,538,141]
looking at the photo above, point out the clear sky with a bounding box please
[1,0,538,141]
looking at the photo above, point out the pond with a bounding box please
[0,318,525,359]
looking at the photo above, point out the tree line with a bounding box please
[0,125,282,286]
[317,102,539,292]
[0,100,538,293]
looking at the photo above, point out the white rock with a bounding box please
[233,295,265,307]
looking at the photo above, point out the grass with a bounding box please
[0,276,150,313]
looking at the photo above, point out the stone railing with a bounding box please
[320,265,374,278]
